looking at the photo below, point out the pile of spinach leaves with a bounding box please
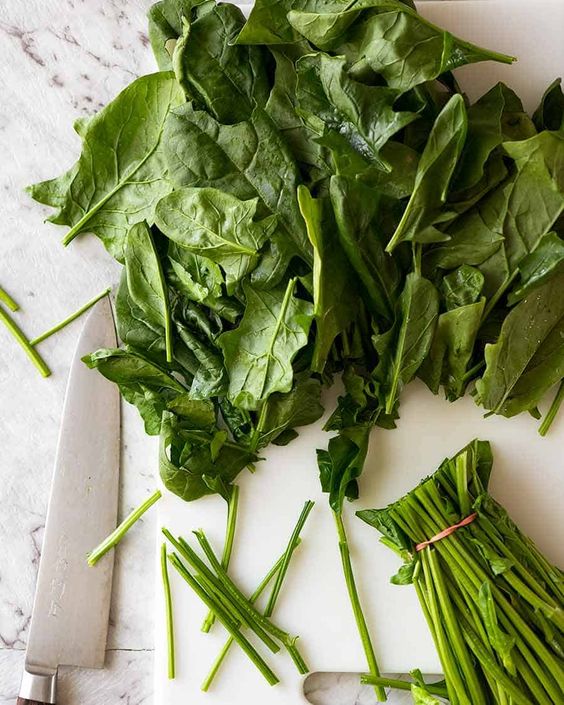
[28,0,564,694]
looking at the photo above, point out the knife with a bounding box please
[18,297,120,705]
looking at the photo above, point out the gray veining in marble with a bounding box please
[0,1,443,703]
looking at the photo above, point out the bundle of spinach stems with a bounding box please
[9,0,563,700]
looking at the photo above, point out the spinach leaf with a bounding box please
[172,298,228,399]
[533,78,564,133]
[288,1,514,91]
[507,232,564,305]
[419,298,485,400]
[453,82,535,193]
[441,265,484,311]
[125,221,173,362]
[28,73,184,261]
[235,0,305,45]
[386,95,467,252]
[476,270,564,417]
[171,3,271,122]
[257,372,324,448]
[296,53,417,169]
[317,425,370,514]
[265,48,330,173]
[329,176,398,323]
[156,187,276,293]
[115,270,168,362]
[83,347,186,434]
[148,0,211,70]
[160,411,256,501]
[373,273,439,414]
[477,131,564,302]
[219,279,313,410]
[297,185,359,373]
[163,103,312,267]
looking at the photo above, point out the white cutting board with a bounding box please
[154,2,564,703]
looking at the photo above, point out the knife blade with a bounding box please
[18,297,120,705]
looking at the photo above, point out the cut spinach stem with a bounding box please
[88,489,162,566]
[161,542,175,679]
[539,379,564,436]
[201,543,299,692]
[193,529,309,673]
[334,510,386,702]
[0,285,19,312]
[31,287,111,346]
[202,485,240,633]
[168,552,280,687]
[264,500,314,618]
[0,304,51,377]
[360,675,448,699]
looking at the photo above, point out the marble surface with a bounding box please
[0,1,424,703]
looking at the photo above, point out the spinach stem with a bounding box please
[169,553,279,686]
[88,489,162,566]
[201,541,301,691]
[31,287,111,346]
[333,510,386,702]
[0,304,51,377]
[360,675,448,699]
[0,286,19,312]
[462,359,486,383]
[201,485,240,633]
[264,500,314,618]
[193,529,309,672]
[539,379,564,436]
[161,542,175,679]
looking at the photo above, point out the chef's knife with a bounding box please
[18,297,120,705]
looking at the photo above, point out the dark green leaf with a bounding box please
[258,372,324,447]
[27,73,184,261]
[125,221,172,361]
[218,279,313,410]
[163,103,312,267]
[373,273,439,414]
[296,53,417,169]
[386,95,467,252]
[418,298,485,400]
[160,411,256,501]
[441,265,485,311]
[171,3,271,122]
[317,425,370,514]
[297,185,359,373]
[476,270,564,417]
[329,176,398,323]
[508,231,564,304]
[156,187,276,293]
[533,78,564,133]
[147,0,212,70]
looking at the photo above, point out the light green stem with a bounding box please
[334,510,386,702]
[88,489,162,566]
[0,286,19,312]
[264,500,314,618]
[0,304,51,377]
[539,379,564,436]
[31,287,111,346]
[202,486,240,633]
[161,543,175,679]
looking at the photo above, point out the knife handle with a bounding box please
[18,669,57,705]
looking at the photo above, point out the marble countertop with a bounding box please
[0,1,421,703]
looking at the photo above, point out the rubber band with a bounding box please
[415,512,478,552]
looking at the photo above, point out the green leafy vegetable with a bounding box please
[218,279,313,410]
[387,95,468,251]
[28,73,184,260]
